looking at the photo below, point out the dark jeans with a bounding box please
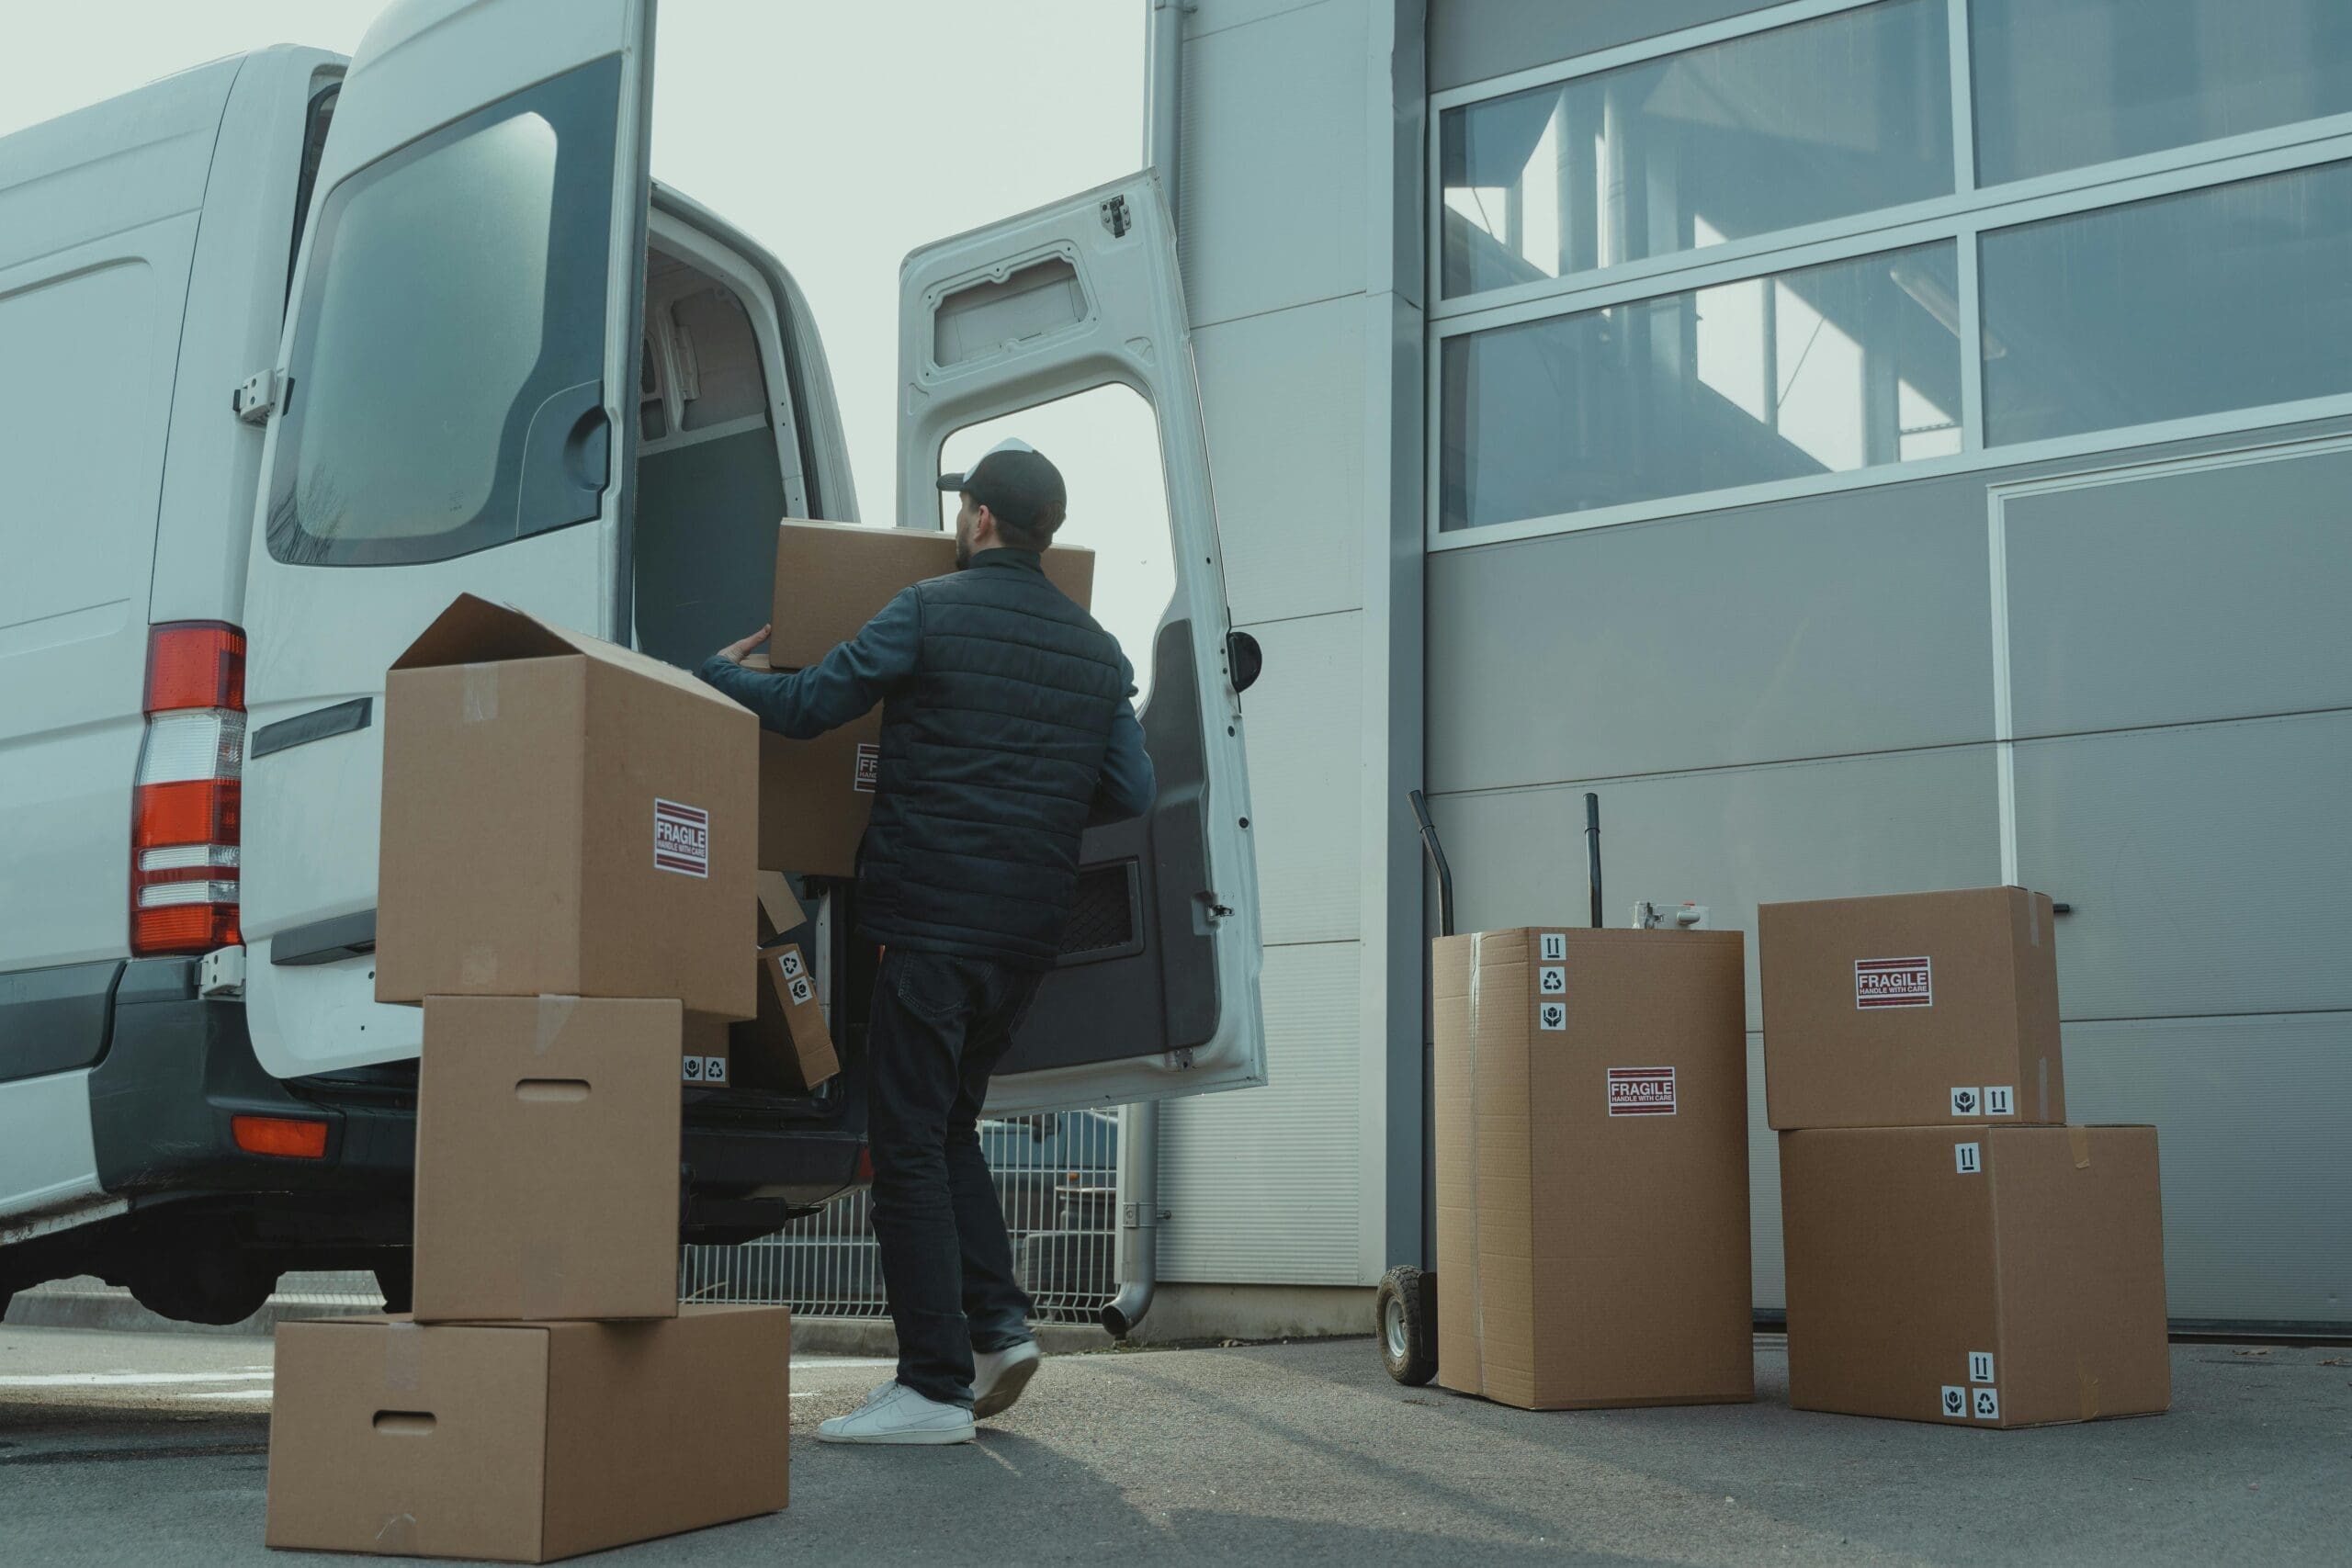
[865,947,1043,1407]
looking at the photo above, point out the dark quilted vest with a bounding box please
[855,549,1127,968]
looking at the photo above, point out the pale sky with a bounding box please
[0,0,1175,685]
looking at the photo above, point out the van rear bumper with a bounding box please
[84,957,862,1240]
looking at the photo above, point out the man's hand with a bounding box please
[716,624,772,666]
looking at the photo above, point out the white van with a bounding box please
[0,0,1263,1325]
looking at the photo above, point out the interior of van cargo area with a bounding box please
[631,239,807,676]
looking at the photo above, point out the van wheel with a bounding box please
[374,1253,414,1314]
[1375,1266,1437,1386]
[128,1255,277,1326]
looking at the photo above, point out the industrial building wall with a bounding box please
[1154,0,1424,1292]
[1418,0,2352,1326]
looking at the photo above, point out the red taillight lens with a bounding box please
[232,1114,328,1159]
[131,623,246,957]
[145,623,245,712]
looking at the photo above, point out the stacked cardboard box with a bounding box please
[1762,887,2170,1429]
[266,597,794,1562]
[1431,926,1753,1411]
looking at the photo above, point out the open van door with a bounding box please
[896,174,1265,1112]
[238,0,654,1077]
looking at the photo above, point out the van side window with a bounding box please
[266,58,621,568]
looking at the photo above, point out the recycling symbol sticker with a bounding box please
[1973,1388,2000,1420]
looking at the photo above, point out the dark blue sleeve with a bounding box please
[1089,655,1156,825]
[696,587,922,739]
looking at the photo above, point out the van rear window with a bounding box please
[266,57,621,568]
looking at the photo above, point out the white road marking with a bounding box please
[0,1371,274,1388]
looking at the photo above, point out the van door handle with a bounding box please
[516,379,609,537]
[249,697,371,760]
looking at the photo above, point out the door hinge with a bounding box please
[1194,891,1234,923]
[198,945,247,998]
[232,368,288,423]
[1100,194,1133,238]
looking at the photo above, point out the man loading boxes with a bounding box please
[701,440,1156,1445]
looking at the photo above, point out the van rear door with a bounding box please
[238,0,655,1078]
[896,175,1267,1112]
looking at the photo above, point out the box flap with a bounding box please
[391,593,737,711]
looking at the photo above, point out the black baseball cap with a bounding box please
[936,438,1067,533]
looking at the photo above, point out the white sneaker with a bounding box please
[817,1381,975,1445]
[971,1341,1041,1419]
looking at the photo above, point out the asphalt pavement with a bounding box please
[2,1325,2346,1565]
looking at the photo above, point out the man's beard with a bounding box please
[954,525,973,570]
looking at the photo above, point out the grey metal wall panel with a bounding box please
[1160,939,1367,1284]
[1429,0,1775,92]
[1425,744,2003,1031]
[1240,611,1365,945]
[2002,442,2352,739]
[1196,298,1367,626]
[2064,1011,2352,1325]
[1185,0,1329,41]
[1180,1,1368,328]
[2012,710,2352,1021]
[1427,473,1996,794]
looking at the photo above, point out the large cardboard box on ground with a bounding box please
[752,521,1094,876]
[1431,927,1753,1411]
[1760,886,2064,1130]
[412,998,684,1324]
[377,595,757,1019]
[265,1305,790,1562]
[1780,1124,2168,1428]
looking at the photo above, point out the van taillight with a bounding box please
[131,623,247,956]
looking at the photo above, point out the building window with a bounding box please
[1982,161,2352,446]
[1971,0,2352,187]
[1430,0,2352,546]
[1441,243,1959,530]
[1439,0,1951,299]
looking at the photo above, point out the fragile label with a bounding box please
[1855,955,1932,1009]
[1607,1066,1676,1116]
[1538,931,1567,962]
[681,1055,727,1085]
[854,742,881,794]
[1951,1087,1983,1117]
[1984,1085,2015,1116]
[653,798,710,878]
[1939,1385,1969,1419]
[788,975,815,1007]
[1969,1351,1996,1383]
[1538,965,1566,996]
[1536,999,1567,1032]
[1972,1387,2000,1421]
[1954,1141,1982,1175]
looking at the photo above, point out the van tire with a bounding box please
[127,1254,277,1326]
[1375,1266,1437,1386]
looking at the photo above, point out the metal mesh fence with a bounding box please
[678,1109,1119,1325]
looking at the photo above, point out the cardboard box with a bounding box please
[767,517,1094,671]
[1431,927,1753,1411]
[714,873,838,1093]
[377,594,757,1019]
[266,1305,790,1562]
[412,998,684,1324]
[1780,1124,2168,1428]
[751,522,1093,876]
[1760,886,2064,1130]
